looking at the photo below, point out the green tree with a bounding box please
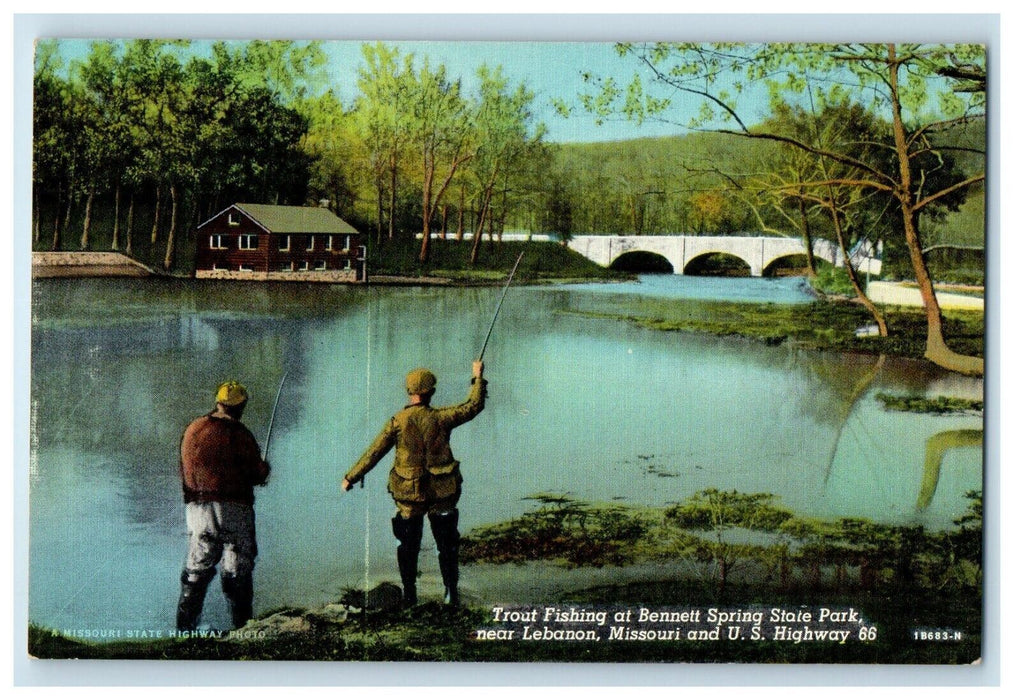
[354,43,416,243]
[298,90,362,218]
[117,40,191,265]
[465,65,544,263]
[407,59,476,264]
[238,40,328,104]
[73,42,130,251]
[32,41,72,250]
[760,100,894,333]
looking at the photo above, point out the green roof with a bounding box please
[235,203,358,235]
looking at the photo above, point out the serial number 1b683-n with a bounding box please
[912,629,963,642]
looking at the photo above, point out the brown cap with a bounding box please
[405,368,436,395]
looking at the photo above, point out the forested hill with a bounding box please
[548,132,779,235]
[548,119,985,247]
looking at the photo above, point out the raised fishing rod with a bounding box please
[263,370,289,460]
[477,251,525,362]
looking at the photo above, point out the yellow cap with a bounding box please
[405,368,436,395]
[216,380,249,406]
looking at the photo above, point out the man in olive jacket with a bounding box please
[343,361,486,606]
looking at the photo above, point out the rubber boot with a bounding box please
[429,509,460,606]
[392,514,424,606]
[221,572,254,629]
[176,569,215,632]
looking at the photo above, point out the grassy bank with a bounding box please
[367,238,628,282]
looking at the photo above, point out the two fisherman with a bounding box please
[176,363,486,629]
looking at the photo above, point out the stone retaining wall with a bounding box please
[195,269,361,283]
[32,252,152,278]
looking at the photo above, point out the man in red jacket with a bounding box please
[176,380,270,631]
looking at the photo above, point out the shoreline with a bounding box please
[30,251,625,287]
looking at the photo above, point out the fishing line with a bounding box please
[264,371,289,461]
[842,407,898,509]
[478,251,524,362]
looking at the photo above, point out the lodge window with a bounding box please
[342,258,352,270]
[298,261,310,271]
[278,235,290,251]
[239,234,258,250]
[326,236,333,251]
[306,236,316,251]
[315,260,327,271]
[228,212,240,226]
[239,264,254,272]
[212,263,226,271]
[277,262,293,272]
[342,235,351,252]
[209,234,228,249]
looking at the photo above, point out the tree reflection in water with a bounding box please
[917,428,983,510]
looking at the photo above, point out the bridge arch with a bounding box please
[609,251,674,273]
[683,252,752,277]
[763,254,819,277]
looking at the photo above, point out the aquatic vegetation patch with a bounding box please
[875,393,983,414]
[460,493,654,567]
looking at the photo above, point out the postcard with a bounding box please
[17,15,997,683]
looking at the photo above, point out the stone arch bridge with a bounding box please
[566,234,881,277]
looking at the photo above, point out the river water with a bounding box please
[28,275,983,634]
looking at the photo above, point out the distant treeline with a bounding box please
[553,124,984,243]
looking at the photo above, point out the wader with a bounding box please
[392,508,461,606]
[176,501,257,630]
[392,513,424,606]
[176,568,216,631]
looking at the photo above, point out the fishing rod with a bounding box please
[478,252,525,362]
[263,370,289,460]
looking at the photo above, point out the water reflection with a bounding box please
[917,429,984,511]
